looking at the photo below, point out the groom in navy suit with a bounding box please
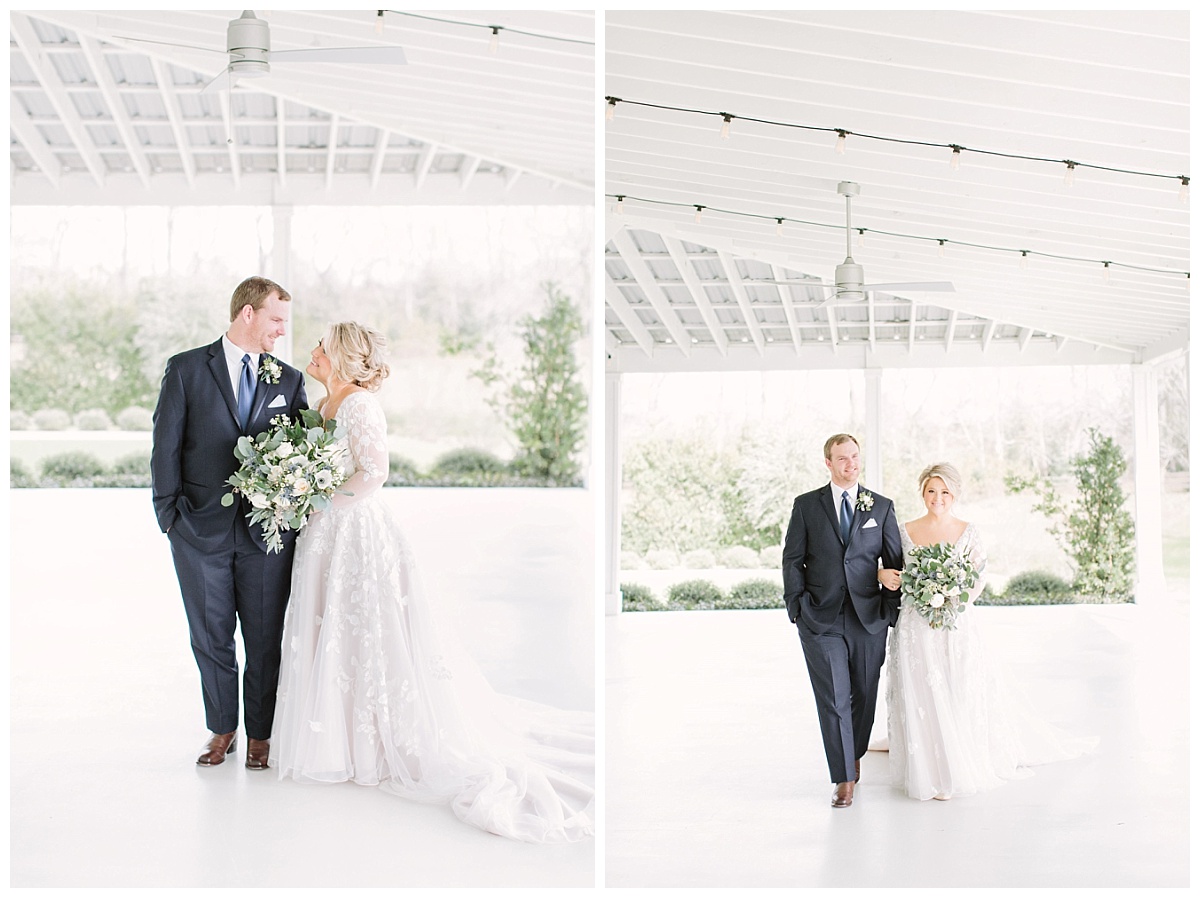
[783,433,902,808]
[151,277,308,769]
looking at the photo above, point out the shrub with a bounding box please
[10,410,33,430]
[115,406,154,431]
[1004,570,1074,600]
[32,408,71,431]
[40,451,106,485]
[758,545,783,569]
[11,459,36,488]
[727,578,784,609]
[621,582,663,612]
[682,549,717,569]
[111,452,151,477]
[666,578,725,609]
[386,453,423,486]
[429,447,508,478]
[620,551,647,570]
[644,549,680,570]
[717,546,761,569]
[74,408,114,430]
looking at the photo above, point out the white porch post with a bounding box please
[271,204,294,365]
[864,367,883,493]
[605,371,623,615]
[1131,362,1165,603]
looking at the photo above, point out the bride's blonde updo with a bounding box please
[918,462,963,500]
[323,321,390,392]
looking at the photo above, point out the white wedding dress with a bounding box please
[271,391,594,843]
[886,522,1095,800]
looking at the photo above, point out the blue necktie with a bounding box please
[237,353,256,430]
[840,490,853,544]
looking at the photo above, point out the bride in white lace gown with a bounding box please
[271,322,594,843]
[879,463,1095,801]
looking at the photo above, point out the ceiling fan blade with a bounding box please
[113,35,226,55]
[200,68,233,94]
[272,46,408,64]
[864,282,956,293]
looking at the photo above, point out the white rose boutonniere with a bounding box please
[855,490,875,512]
[259,356,282,384]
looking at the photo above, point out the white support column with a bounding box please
[605,372,623,615]
[864,367,883,493]
[271,205,294,365]
[1131,362,1165,603]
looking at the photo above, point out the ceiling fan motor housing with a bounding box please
[834,258,865,300]
[227,11,270,77]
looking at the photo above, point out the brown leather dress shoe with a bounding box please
[196,731,237,766]
[245,738,270,770]
[831,781,855,808]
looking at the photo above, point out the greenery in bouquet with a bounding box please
[901,541,979,630]
[221,408,349,553]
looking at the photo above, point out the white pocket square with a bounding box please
[862,518,878,529]
[267,394,287,408]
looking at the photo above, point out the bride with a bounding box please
[877,462,1095,801]
[271,321,594,843]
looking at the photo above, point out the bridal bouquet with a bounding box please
[901,541,979,630]
[222,408,348,553]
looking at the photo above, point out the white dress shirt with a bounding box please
[830,482,859,529]
[222,334,260,400]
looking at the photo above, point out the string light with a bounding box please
[383,11,593,47]
[857,228,866,248]
[607,97,1187,195]
[605,96,618,122]
[603,193,1191,281]
[1180,176,1189,203]
[1020,250,1029,269]
[374,9,384,35]
[775,217,784,237]
[1102,261,1111,282]
[615,195,625,214]
[488,26,500,54]
[694,205,705,223]
[1064,160,1076,186]
[720,113,733,140]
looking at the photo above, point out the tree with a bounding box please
[1007,428,1135,600]
[473,282,588,485]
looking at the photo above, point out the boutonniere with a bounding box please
[855,490,875,512]
[259,356,282,384]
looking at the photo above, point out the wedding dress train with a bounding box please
[886,522,1095,800]
[271,391,594,842]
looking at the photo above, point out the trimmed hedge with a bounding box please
[620,582,663,612]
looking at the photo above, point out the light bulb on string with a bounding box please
[488,26,500,55]
[937,239,946,258]
[775,218,784,237]
[1179,176,1189,203]
[374,10,384,35]
[1102,261,1111,283]
[950,145,962,170]
[1020,250,1029,270]
[835,129,847,155]
[720,114,732,140]
[1064,160,1076,186]
[605,97,618,122]
[614,195,625,215]
[694,205,705,224]
[857,228,866,248]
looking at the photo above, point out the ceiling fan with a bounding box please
[116,10,408,94]
[813,181,955,307]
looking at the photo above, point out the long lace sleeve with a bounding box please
[330,393,389,509]
[965,523,988,603]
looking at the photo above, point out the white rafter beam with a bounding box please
[770,265,804,356]
[11,13,107,187]
[1018,327,1034,352]
[460,154,482,190]
[826,304,839,350]
[9,100,62,188]
[324,114,340,190]
[716,251,765,355]
[908,301,919,352]
[664,236,728,356]
[414,142,437,189]
[149,58,195,187]
[982,318,997,353]
[275,96,286,187]
[604,276,656,357]
[504,168,522,192]
[369,128,388,190]
[944,309,958,351]
[610,229,692,356]
[77,35,151,189]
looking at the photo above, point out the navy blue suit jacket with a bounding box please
[782,484,903,635]
[151,338,308,553]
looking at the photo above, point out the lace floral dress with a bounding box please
[886,522,1094,800]
[271,391,594,843]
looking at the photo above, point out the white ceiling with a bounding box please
[10,9,594,206]
[604,10,1189,371]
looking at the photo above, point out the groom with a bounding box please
[782,433,902,808]
[151,276,308,769]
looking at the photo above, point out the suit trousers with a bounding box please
[168,511,294,739]
[796,598,887,783]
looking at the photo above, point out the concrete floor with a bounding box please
[9,488,595,888]
[605,594,1190,888]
